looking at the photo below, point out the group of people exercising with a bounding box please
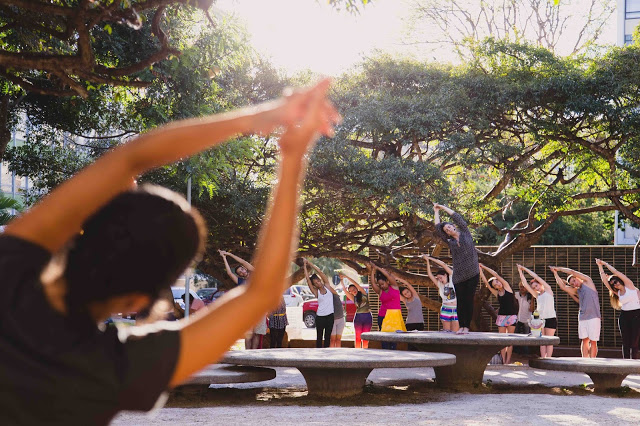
[220,202,639,363]
[2,78,638,424]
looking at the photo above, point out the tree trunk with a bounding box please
[0,95,11,161]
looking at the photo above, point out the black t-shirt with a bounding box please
[0,236,180,425]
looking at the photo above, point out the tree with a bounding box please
[293,40,640,283]
[0,0,372,159]
[405,0,615,58]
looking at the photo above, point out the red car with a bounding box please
[302,297,357,328]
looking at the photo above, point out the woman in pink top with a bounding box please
[370,263,405,349]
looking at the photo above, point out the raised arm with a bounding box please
[554,266,595,290]
[479,268,498,297]
[339,274,366,299]
[595,259,614,294]
[516,265,538,298]
[422,255,452,284]
[223,252,254,272]
[434,203,469,233]
[396,277,419,300]
[597,259,636,290]
[5,83,337,253]
[306,260,331,288]
[374,264,398,288]
[339,278,353,301]
[170,81,338,386]
[550,267,578,297]
[369,263,381,295]
[303,261,319,298]
[480,264,512,293]
[219,250,238,284]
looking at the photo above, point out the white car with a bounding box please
[290,285,315,301]
[283,286,304,307]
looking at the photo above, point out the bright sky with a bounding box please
[214,0,617,76]
[214,0,409,76]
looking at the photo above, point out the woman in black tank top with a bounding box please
[480,264,518,364]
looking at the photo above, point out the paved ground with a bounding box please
[113,363,640,425]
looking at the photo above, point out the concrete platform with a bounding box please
[181,364,276,387]
[363,331,559,389]
[530,357,640,393]
[221,347,455,397]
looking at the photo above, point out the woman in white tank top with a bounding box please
[303,259,338,348]
[517,265,557,358]
[597,259,640,359]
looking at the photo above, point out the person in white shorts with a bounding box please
[551,266,601,358]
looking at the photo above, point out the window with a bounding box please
[625,34,634,45]
[627,0,640,19]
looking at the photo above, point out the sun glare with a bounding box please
[215,0,407,76]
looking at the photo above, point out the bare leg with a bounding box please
[498,326,508,363]
[504,325,516,364]
[442,321,451,332]
[590,340,598,358]
[581,338,590,358]
[451,320,459,333]
[334,334,342,348]
[543,328,556,357]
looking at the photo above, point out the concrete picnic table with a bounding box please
[530,357,640,392]
[362,331,559,388]
[181,363,277,388]
[221,347,456,397]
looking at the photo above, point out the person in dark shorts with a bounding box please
[433,203,479,334]
[517,265,559,358]
[480,264,518,364]
[0,80,338,425]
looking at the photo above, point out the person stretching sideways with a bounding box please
[596,259,640,359]
[369,263,406,349]
[220,250,265,349]
[340,273,372,348]
[551,266,602,358]
[303,259,338,348]
[0,79,339,424]
[423,255,459,333]
[433,203,479,334]
[480,264,517,364]
[517,265,558,358]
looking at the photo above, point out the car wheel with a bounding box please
[303,311,316,328]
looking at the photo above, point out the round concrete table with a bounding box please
[182,364,277,386]
[362,331,559,388]
[221,348,456,397]
[530,357,640,392]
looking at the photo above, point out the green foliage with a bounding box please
[0,192,21,226]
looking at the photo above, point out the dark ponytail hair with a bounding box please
[348,284,363,305]
[63,185,205,324]
[375,271,388,283]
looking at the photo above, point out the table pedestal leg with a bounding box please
[416,344,505,389]
[587,373,628,393]
[297,367,373,397]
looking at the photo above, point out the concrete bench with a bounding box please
[362,331,559,388]
[178,364,276,390]
[529,357,640,393]
[221,347,456,397]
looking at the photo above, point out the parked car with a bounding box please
[197,287,222,305]
[302,296,357,328]
[171,286,204,311]
[290,285,315,301]
[283,286,304,307]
